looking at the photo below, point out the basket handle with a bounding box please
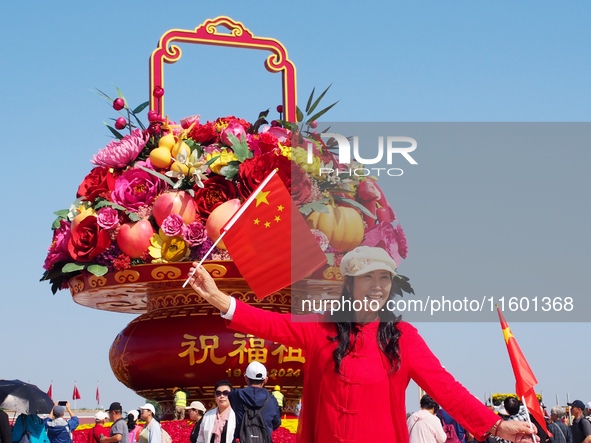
[149,16,297,121]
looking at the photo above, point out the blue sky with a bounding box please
[1,1,590,413]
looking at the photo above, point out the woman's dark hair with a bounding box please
[329,273,413,374]
[214,379,234,391]
[420,394,440,412]
[127,411,138,431]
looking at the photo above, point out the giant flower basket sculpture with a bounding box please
[41,16,410,416]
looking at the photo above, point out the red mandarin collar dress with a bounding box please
[228,300,497,443]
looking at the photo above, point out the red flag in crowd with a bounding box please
[47,383,53,399]
[72,384,81,400]
[96,385,100,405]
[221,169,327,299]
[497,308,550,435]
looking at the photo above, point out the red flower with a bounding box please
[237,152,291,199]
[290,163,313,206]
[258,131,279,153]
[193,175,239,220]
[216,116,251,131]
[68,216,112,262]
[188,122,218,144]
[77,167,116,202]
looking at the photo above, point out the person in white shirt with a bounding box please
[408,395,447,443]
[138,404,161,443]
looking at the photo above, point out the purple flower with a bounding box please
[161,214,184,236]
[182,221,208,247]
[111,168,166,212]
[91,129,148,168]
[96,207,120,230]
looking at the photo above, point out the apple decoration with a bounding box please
[205,199,241,249]
[116,219,155,258]
[152,191,196,226]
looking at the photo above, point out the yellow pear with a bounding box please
[158,133,176,151]
[149,146,173,169]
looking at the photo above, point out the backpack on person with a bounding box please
[239,396,272,443]
[161,428,172,443]
[437,411,462,443]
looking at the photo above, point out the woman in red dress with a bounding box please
[187,246,536,443]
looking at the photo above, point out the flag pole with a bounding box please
[181,169,278,288]
[181,231,227,288]
[567,392,572,424]
[521,396,535,431]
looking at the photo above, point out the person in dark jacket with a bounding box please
[0,410,11,443]
[187,401,206,443]
[228,361,281,441]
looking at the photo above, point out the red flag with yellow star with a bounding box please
[222,169,327,299]
[497,308,550,435]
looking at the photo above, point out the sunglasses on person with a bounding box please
[215,390,231,397]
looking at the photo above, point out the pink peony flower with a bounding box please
[261,125,291,144]
[111,168,166,212]
[96,207,120,230]
[361,222,407,266]
[220,120,247,146]
[394,224,408,259]
[43,220,72,270]
[161,214,184,236]
[91,129,148,168]
[181,115,200,129]
[182,221,208,247]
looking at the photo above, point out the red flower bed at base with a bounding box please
[73,419,296,443]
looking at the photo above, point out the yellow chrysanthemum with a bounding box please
[278,143,291,160]
[292,146,322,178]
[149,231,190,263]
[205,148,239,174]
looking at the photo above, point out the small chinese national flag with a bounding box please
[47,384,53,399]
[96,385,100,405]
[497,308,550,435]
[72,384,81,400]
[222,169,327,299]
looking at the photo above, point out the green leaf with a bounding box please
[226,133,252,162]
[93,199,127,211]
[87,264,109,277]
[325,252,335,267]
[137,165,176,187]
[307,83,332,116]
[95,88,114,104]
[62,263,86,273]
[127,212,141,222]
[115,86,127,102]
[132,101,149,114]
[332,195,377,219]
[204,154,220,167]
[131,113,146,131]
[258,109,270,119]
[299,199,330,216]
[222,163,239,180]
[296,106,304,123]
[306,101,339,125]
[53,209,69,218]
[104,123,124,140]
[305,87,316,113]
[278,120,299,132]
